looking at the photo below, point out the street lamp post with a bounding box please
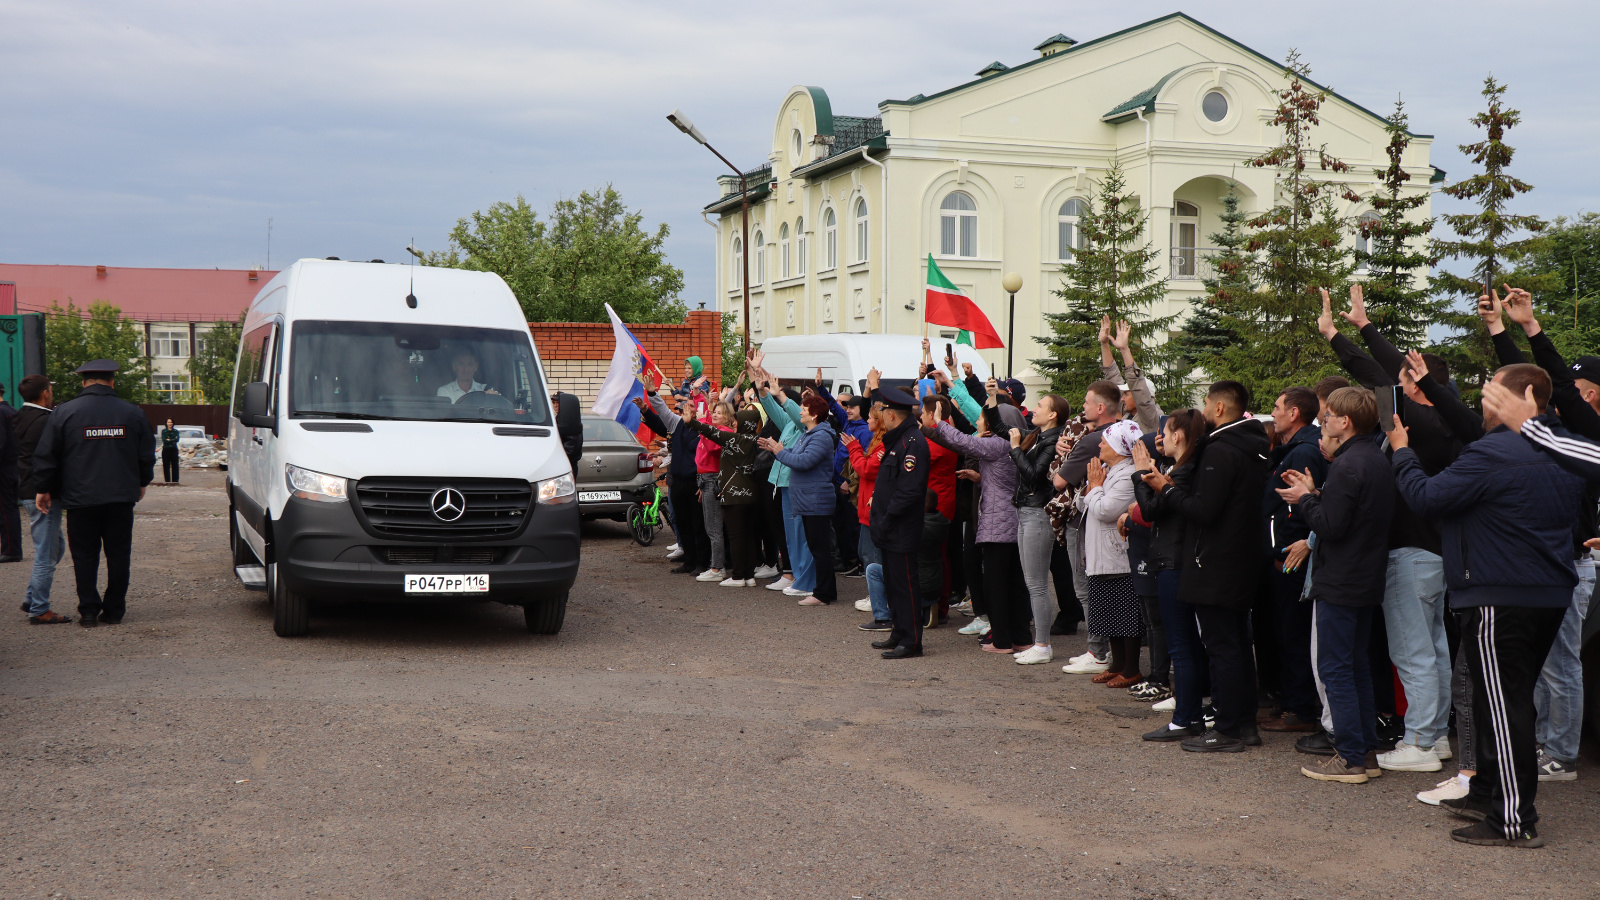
[667,109,751,359]
[1001,272,1023,378]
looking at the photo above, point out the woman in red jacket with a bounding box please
[845,405,890,630]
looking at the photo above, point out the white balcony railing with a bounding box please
[1170,247,1222,282]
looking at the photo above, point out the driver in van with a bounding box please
[436,349,499,403]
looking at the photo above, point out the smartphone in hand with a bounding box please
[1376,385,1403,430]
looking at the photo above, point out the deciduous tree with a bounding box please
[44,300,150,404]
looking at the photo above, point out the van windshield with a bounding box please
[288,320,552,425]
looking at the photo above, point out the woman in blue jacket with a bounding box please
[759,394,838,606]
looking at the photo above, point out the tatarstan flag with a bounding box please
[924,255,1004,349]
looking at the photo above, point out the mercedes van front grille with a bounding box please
[382,547,502,565]
[353,478,533,540]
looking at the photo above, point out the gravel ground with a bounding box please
[1,469,1597,899]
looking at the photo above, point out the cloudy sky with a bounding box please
[4,0,1596,310]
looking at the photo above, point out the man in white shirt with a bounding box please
[436,350,497,403]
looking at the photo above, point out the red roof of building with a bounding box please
[0,264,278,322]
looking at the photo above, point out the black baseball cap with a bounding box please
[1571,356,1600,384]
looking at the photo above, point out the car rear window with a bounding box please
[582,418,637,443]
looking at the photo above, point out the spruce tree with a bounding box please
[1215,51,1358,404]
[1171,184,1249,389]
[1034,164,1179,408]
[1358,98,1441,347]
[1432,76,1550,396]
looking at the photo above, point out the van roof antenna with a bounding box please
[405,237,418,308]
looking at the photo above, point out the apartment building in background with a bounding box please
[0,263,275,401]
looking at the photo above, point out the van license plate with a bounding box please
[579,491,621,502]
[405,574,489,594]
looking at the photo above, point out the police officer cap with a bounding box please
[73,359,121,376]
[873,386,918,411]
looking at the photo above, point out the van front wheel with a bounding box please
[271,563,311,637]
[523,592,568,635]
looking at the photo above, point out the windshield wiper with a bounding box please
[293,411,404,421]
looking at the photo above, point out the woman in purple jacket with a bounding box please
[926,404,1032,654]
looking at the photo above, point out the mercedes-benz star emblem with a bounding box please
[429,487,466,522]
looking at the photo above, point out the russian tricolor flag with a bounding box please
[592,303,661,441]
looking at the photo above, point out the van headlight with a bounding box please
[535,473,576,505]
[286,464,349,503]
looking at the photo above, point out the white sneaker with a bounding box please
[1065,650,1101,666]
[1151,697,1177,712]
[766,576,794,591]
[1014,645,1053,665]
[745,579,757,586]
[957,616,990,636]
[1061,654,1110,674]
[954,599,974,616]
[1377,742,1442,772]
[719,577,745,587]
[1432,737,1452,761]
[782,586,811,597]
[667,546,684,560]
[752,565,779,579]
[854,598,873,612]
[696,568,726,582]
[667,543,680,552]
[1417,775,1470,806]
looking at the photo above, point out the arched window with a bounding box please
[1355,211,1381,269]
[854,198,869,263]
[778,223,791,279]
[1171,201,1199,278]
[796,217,807,275]
[1058,198,1088,259]
[940,191,978,257]
[731,236,743,288]
[752,229,764,285]
[823,208,837,270]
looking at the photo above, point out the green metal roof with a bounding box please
[879,12,1429,138]
[1034,33,1077,51]
[804,86,834,137]
[1101,67,1187,123]
[703,165,773,215]
[1430,165,1447,184]
[975,61,1008,77]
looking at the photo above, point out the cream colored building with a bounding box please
[704,12,1437,389]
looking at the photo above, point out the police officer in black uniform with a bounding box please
[867,371,930,659]
[31,360,155,627]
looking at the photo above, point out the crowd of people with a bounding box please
[635,285,1596,850]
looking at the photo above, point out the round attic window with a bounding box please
[791,130,804,167]
[1202,91,1230,123]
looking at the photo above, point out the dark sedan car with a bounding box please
[576,415,655,520]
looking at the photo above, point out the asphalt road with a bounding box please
[2,470,1598,899]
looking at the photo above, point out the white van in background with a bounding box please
[755,333,993,396]
[227,259,579,637]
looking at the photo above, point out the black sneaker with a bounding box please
[1143,723,1203,742]
[1181,729,1246,753]
[669,563,696,574]
[1441,795,1492,822]
[78,616,99,629]
[857,619,892,632]
[98,614,123,625]
[1376,713,1405,744]
[1450,821,1543,848]
[1295,730,1337,756]
[841,565,865,578]
[1240,723,1262,746]
[1201,704,1216,729]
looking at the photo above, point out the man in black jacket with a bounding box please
[870,386,930,659]
[1141,380,1271,753]
[13,376,68,623]
[1259,386,1327,733]
[1279,387,1396,783]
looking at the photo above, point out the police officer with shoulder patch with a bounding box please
[31,360,155,628]
[865,366,930,659]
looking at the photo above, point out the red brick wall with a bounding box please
[530,310,722,403]
[528,310,722,382]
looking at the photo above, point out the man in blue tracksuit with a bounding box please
[1391,364,1583,848]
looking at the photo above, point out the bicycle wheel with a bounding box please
[627,503,656,546]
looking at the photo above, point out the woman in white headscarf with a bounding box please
[1080,419,1145,688]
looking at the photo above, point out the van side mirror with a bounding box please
[239,382,275,429]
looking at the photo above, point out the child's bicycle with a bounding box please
[626,475,668,546]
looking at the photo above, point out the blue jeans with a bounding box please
[1156,570,1209,729]
[23,499,66,616]
[1381,547,1450,748]
[1314,600,1379,765]
[858,529,888,623]
[1534,559,1594,762]
[780,488,815,592]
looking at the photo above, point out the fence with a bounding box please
[529,310,723,407]
[141,404,230,438]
